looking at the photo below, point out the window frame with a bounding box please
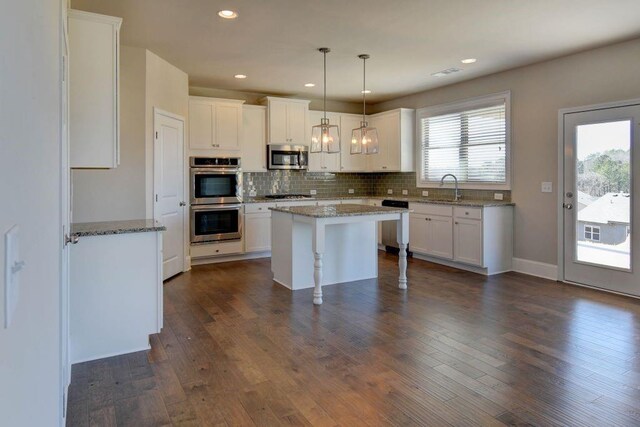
[584,225,601,242]
[415,91,511,190]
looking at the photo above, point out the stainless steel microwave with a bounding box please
[267,144,308,170]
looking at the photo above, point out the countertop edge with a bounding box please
[71,220,166,237]
[244,196,514,207]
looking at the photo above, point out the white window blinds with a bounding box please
[417,94,509,188]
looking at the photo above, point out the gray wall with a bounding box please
[371,37,640,265]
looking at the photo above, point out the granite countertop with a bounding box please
[71,219,166,237]
[244,195,513,207]
[269,204,410,218]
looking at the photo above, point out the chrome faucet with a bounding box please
[440,173,462,201]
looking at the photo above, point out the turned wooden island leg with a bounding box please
[312,222,326,305]
[397,212,409,289]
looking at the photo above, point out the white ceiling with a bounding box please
[71,0,640,103]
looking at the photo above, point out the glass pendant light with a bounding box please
[351,54,379,155]
[311,48,340,153]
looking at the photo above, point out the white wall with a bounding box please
[0,0,63,425]
[72,46,147,222]
[373,37,640,266]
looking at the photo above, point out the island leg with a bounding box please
[312,222,326,305]
[397,212,409,290]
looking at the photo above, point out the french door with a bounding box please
[561,102,639,296]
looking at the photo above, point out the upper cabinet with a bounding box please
[339,113,368,172]
[189,97,245,153]
[69,10,122,169]
[367,108,415,172]
[307,111,340,172]
[241,105,267,172]
[261,97,310,146]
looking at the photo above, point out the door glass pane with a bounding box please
[575,120,631,269]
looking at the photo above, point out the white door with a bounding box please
[409,214,429,254]
[427,215,454,259]
[562,102,639,295]
[154,109,186,280]
[453,218,483,266]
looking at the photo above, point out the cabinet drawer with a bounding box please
[409,203,453,217]
[190,240,243,258]
[244,203,275,214]
[454,207,482,220]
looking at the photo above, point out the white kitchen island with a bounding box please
[270,204,410,305]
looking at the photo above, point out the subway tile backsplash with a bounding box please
[243,171,510,202]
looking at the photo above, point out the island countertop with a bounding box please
[71,219,166,237]
[269,203,410,218]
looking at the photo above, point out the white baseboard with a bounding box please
[512,257,558,281]
[191,251,271,265]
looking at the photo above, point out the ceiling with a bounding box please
[71,0,640,103]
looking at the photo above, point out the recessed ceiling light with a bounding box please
[361,90,371,94]
[304,83,315,87]
[461,58,477,64]
[234,74,247,79]
[218,10,238,19]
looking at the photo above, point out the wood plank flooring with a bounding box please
[66,253,640,426]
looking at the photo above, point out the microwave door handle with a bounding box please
[298,151,302,167]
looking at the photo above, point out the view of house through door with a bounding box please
[154,109,186,280]
[562,102,639,296]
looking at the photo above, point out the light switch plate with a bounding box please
[387,189,393,195]
[5,225,22,329]
[310,189,317,195]
[541,182,553,193]
[402,190,408,195]
[494,193,504,200]
[422,190,429,197]
[348,189,354,194]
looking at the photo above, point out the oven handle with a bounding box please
[191,168,240,174]
[191,204,242,211]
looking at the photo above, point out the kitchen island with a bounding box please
[270,204,410,305]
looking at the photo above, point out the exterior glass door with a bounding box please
[562,103,639,295]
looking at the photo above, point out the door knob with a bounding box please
[179,201,186,207]
[563,203,573,210]
[65,234,79,245]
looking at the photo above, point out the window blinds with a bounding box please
[420,102,507,184]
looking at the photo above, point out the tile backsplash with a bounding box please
[243,171,510,201]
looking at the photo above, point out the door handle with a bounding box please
[563,203,573,210]
[65,234,79,245]
[179,201,187,207]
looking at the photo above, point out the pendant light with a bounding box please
[311,48,340,153]
[351,54,379,155]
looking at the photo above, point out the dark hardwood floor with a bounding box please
[66,253,640,426]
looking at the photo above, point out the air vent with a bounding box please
[431,68,462,77]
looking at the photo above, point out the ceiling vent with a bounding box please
[431,68,462,77]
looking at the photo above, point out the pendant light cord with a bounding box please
[323,49,327,121]
[362,56,367,122]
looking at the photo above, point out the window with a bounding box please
[584,225,601,241]
[416,92,510,189]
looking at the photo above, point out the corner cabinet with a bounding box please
[69,10,122,169]
[189,97,245,153]
[308,111,341,172]
[368,109,415,172]
[261,97,310,146]
[409,203,513,275]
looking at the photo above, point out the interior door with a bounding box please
[154,109,185,280]
[562,103,639,295]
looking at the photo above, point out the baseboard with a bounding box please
[70,343,151,365]
[191,251,271,265]
[412,253,489,275]
[512,257,558,281]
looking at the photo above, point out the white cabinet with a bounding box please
[189,97,244,152]
[244,203,273,253]
[241,105,267,172]
[308,111,341,172]
[409,203,512,274]
[339,114,368,172]
[262,97,310,145]
[69,10,122,168]
[367,109,415,172]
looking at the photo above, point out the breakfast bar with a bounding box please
[270,204,410,305]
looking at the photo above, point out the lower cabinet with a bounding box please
[245,212,272,252]
[410,213,453,259]
[453,217,483,266]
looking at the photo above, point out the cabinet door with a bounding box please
[426,215,454,259]
[339,114,368,172]
[368,112,400,172]
[307,111,324,171]
[369,199,383,245]
[214,102,242,150]
[189,101,214,150]
[245,213,272,252]
[241,106,267,171]
[453,218,483,266]
[268,100,288,144]
[409,214,430,254]
[287,102,308,145]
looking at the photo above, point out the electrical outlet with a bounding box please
[402,189,408,196]
[310,189,317,195]
[249,189,257,197]
[541,182,553,193]
[387,189,393,195]
[348,189,355,194]
[494,193,504,201]
[422,190,429,197]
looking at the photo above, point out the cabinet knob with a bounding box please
[179,201,186,207]
[455,222,459,225]
[465,212,469,215]
[382,166,387,169]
